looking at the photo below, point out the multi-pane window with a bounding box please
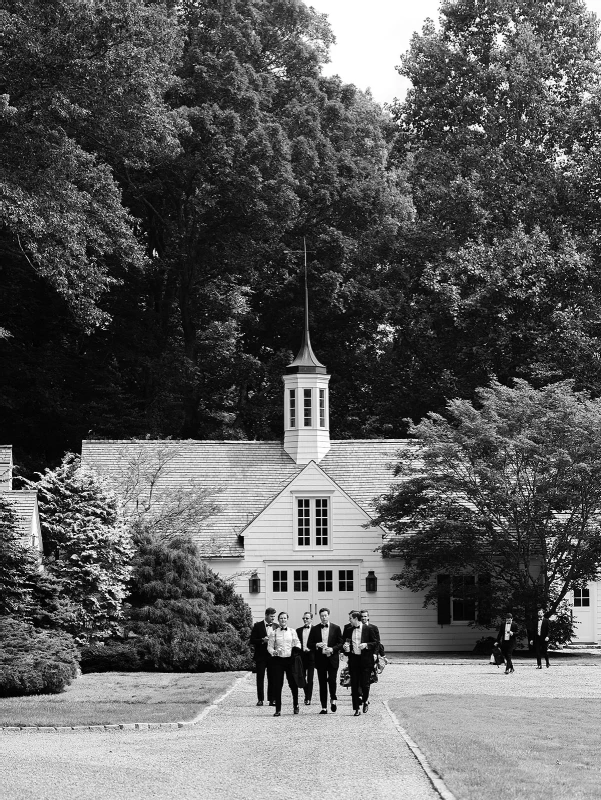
[452,576,476,621]
[318,570,333,593]
[297,499,311,546]
[319,389,326,427]
[273,570,288,592]
[303,388,312,426]
[339,570,354,591]
[294,570,309,592]
[315,499,328,546]
[296,498,330,548]
[289,389,296,428]
[574,585,590,607]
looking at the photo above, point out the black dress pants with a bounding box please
[271,656,299,712]
[500,641,515,670]
[300,651,314,702]
[348,653,371,710]
[535,640,550,667]
[315,660,338,709]
[255,656,273,703]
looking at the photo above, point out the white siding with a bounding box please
[210,461,494,651]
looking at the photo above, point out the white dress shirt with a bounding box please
[504,622,512,640]
[301,625,312,651]
[268,626,301,658]
[320,624,330,646]
[537,620,542,636]
[351,623,363,654]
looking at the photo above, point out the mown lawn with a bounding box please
[389,695,601,800]
[0,671,244,727]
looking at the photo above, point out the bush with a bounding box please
[0,617,79,696]
[79,641,143,673]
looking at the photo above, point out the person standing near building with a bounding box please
[250,607,277,706]
[529,609,551,669]
[361,610,384,656]
[344,612,378,716]
[267,612,301,717]
[496,612,519,674]
[296,611,315,705]
[308,607,343,714]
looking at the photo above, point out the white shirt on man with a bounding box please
[268,626,300,658]
[351,623,363,654]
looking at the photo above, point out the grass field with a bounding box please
[0,671,244,727]
[389,694,601,800]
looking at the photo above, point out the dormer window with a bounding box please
[319,389,326,427]
[303,388,312,426]
[289,389,296,428]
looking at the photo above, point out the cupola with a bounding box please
[283,274,330,464]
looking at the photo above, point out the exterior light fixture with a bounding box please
[249,573,260,594]
[366,571,378,593]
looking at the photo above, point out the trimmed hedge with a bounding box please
[0,617,79,696]
[79,641,143,673]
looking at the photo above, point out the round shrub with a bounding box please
[0,617,79,696]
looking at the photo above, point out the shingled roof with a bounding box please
[81,439,413,557]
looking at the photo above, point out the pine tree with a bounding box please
[32,453,133,637]
[124,527,253,671]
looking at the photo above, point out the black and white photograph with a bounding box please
[2,1,601,798]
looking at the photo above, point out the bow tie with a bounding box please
[304,625,311,629]
[321,624,329,628]
[280,626,287,630]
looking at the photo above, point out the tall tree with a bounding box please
[378,0,601,427]
[372,379,601,639]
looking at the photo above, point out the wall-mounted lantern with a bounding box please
[366,571,378,593]
[249,573,260,594]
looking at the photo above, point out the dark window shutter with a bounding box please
[437,574,451,625]
[478,573,492,625]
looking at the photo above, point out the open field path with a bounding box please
[0,666,440,800]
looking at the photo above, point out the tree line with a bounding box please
[3,0,601,471]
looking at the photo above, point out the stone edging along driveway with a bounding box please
[0,672,248,735]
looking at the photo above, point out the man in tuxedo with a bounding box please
[344,612,378,715]
[529,609,551,669]
[361,610,384,656]
[267,612,301,717]
[250,607,277,706]
[496,611,519,674]
[342,610,359,640]
[296,611,315,705]
[308,607,343,714]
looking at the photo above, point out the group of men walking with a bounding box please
[250,607,384,717]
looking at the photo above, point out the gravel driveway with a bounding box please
[0,666,439,800]
[3,657,599,800]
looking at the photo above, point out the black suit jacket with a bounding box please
[250,620,276,662]
[308,622,343,667]
[496,621,519,651]
[530,618,550,645]
[346,624,378,667]
[296,625,315,664]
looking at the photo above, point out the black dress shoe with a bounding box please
[269,701,276,706]
[536,665,542,669]
[354,710,361,716]
[256,700,264,706]
[304,700,311,705]
[293,706,299,714]
[273,711,281,717]
[362,702,369,713]
[330,701,337,712]
[319,709,328,714]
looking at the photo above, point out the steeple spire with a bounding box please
[283,240,330,464]
[286,240,326,374]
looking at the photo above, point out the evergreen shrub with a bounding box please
[0,617,79,696]
[79,641,143,673]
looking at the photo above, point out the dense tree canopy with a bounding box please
[3,0,601,474]
[372,380,601,639]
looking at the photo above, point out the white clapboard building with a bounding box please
[0,445,43,559]
[81,317,600,649]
